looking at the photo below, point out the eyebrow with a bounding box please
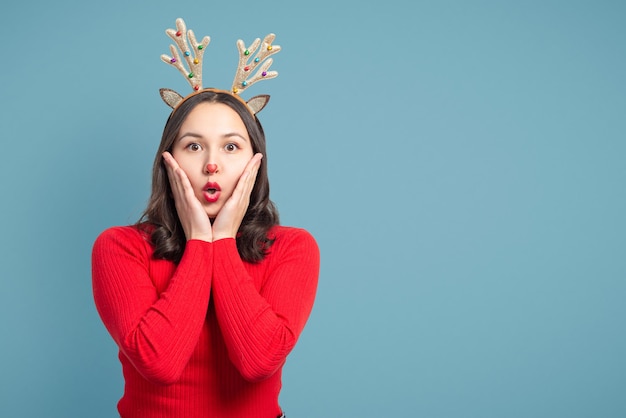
[177,132,249,142]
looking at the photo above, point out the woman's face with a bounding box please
[171,102,254,218]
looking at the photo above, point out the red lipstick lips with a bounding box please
[202,181,221,203]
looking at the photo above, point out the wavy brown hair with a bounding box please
[137,90,279,263]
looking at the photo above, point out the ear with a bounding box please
[159,88,184,109]
[246,94,270,115]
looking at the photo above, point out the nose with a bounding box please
[205,163,218,174]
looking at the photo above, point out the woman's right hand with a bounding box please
[162,152,213,242]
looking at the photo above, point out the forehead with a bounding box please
[180,102,248,137]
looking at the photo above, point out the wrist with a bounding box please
[188,233,213,242]
[211,232,236,241]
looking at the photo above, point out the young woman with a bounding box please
[92,90,320,417]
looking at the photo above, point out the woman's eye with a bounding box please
[225,143,238,152]
[187,143,202,152]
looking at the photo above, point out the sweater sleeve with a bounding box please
[211,228,320,382]
[91,227,213,385]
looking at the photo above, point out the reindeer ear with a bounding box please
[246,95,270,115]
[160,88,184,109]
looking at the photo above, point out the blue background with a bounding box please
[1,1,625,417]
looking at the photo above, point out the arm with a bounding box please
[211,229,320,382]
[91,227,212,385]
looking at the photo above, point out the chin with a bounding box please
[204,206,222,219]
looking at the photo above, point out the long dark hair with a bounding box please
[138,90,279,263]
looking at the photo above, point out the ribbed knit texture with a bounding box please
[92,225,319,418]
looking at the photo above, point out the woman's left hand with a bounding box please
[212,153,263,241]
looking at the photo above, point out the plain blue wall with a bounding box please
[1,1,624,417]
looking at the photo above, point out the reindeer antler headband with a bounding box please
[159,18,281,115]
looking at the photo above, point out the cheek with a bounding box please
[236,158,250,173]
[225,156,252,186]
[172,153,202,183]
[226,164,246,186]
[171,154,190,172]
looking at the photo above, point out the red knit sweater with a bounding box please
[92,225,319,418]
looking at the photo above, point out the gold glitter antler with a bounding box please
[231,34,281,96]
[158,18,281,114]
[160,18,210,107]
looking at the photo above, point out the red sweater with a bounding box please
[92,225,319,418]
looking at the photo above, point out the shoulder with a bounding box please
[92,224,152,256]
[267,226,320,259]
[94,225,146,243]
[269,225,317,246]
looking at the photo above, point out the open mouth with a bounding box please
[203,182,221,203]
[203,182,221,192]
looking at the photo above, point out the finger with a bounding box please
[162,152,181,189]
[223,154,262,210]
[162,151,181,174]
[235,153,263,199]
[162,152,195,203]
[244,153,263,193]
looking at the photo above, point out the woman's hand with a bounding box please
[162,152,213,242]
[211,153,263,241]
